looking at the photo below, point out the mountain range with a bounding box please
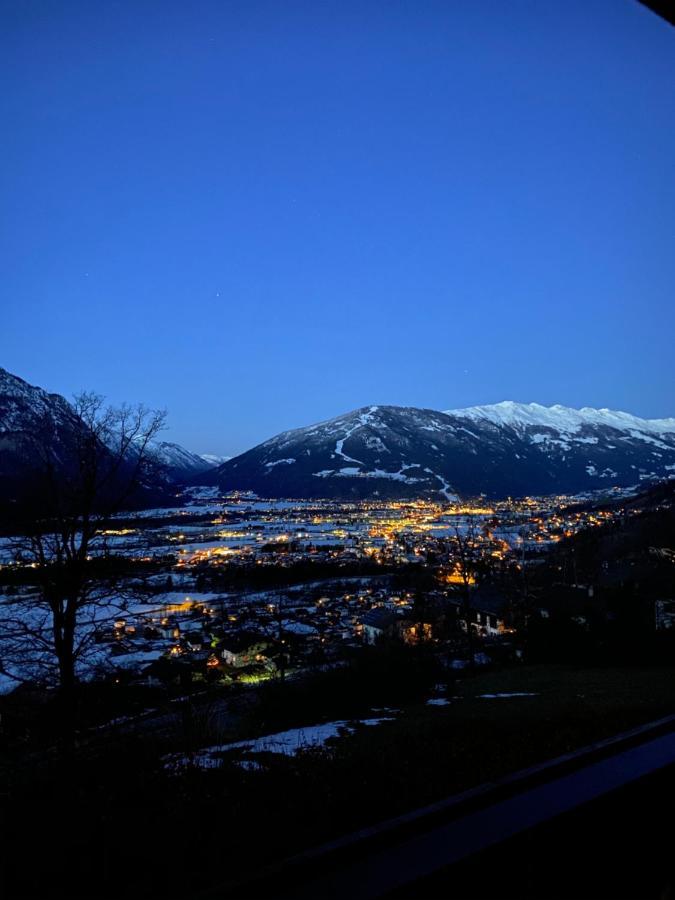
[204,401,675,500]
[2,366,674,511]
[147,442,226,483]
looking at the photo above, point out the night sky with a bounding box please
[2,1,673,456]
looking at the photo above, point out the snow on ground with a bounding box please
[333,408,380,464]
[279,620,318,635]
[313,467,423,484]
[0,671,21,695]
[113,503,223,520]
[166,715,397,769]
[479,692,539,699]
[104,649,164,669]
[0,537,18,564]
[123,591,224,615]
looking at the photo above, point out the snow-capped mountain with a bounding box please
[205,402,675,500]
[0,367,214,517]
[0,366,78,439]
[445,401,675,437]
[4,362,673,505]
[206,406,464,500]
[200,453,231,466]
[148,441,221,483]
[0,366,84,514]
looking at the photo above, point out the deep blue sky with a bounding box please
[1,1,673,456]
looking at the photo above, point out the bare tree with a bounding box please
[446,516,482,665]
[268,595,288,681]
[0,393,165,721]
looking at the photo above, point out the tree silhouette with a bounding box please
[447,516,481,665]
[0,392,165,732]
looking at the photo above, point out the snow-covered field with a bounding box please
[165,715,398,770]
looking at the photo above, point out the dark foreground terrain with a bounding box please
[2,662,675,899]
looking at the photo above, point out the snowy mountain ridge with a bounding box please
[0,366,76,435]
[446,401,675,435]
[0,368,215,501]
[148,441,221,481]
[4,363,675,504]
[206,401,675,500]
[200,453,231,465]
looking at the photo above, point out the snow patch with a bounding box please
[479,692,539,699]
[165,716,396,769]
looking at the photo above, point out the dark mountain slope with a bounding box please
[205,402,675,500]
